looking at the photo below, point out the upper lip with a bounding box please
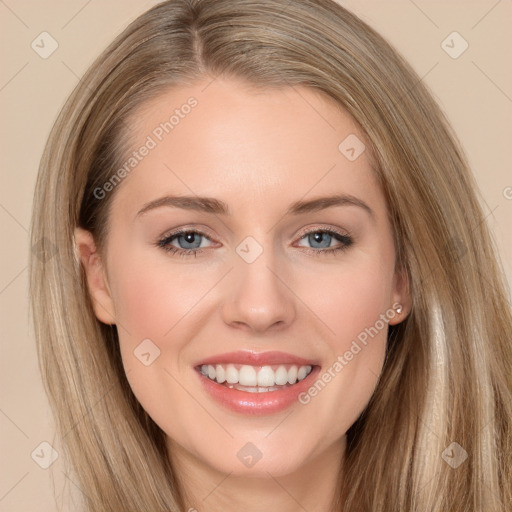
[195,350,319,368]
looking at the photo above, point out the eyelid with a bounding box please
[294,223,351,240]
[159,225,218,241]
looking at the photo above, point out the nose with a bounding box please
[221,249,297,334]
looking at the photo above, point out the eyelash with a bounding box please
[155,228,353,258]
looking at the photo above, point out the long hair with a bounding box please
[29,0,512,510]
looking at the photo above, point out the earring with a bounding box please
[396,304,403,314]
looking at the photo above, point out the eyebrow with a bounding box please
[135,193,374,219]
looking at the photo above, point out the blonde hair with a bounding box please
[29,0,512,510]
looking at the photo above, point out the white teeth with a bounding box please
[257,366,275,387]
[225,364,238,384]
[199,363,314,388]
[300,365,312,381]
[297,365,308,381]
[287,365,298,385]
[275,366,289,385]
[215,364,226,383]
[239,365,258,386]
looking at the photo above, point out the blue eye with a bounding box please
[169,231,204,250]
[297,230,353,254]
[156,228,353,258]
[156,230,211,257]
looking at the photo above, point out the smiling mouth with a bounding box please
[196,363,314,393]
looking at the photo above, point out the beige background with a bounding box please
[1,1,511,510]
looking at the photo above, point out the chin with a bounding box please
[196,440,312,478]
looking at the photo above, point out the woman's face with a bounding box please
[75,77,409,478]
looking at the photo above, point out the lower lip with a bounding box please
[195,366,321,415]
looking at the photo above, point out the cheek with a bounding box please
[295,261,392,428]
[108,257,197,435]
[303,259,394,350]
[107,254,219,423]
[109,253,212,344]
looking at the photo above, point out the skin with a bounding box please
[75,76,410,511]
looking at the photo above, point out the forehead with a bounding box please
[109,77,384,221]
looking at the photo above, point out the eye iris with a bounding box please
[178,232,202,249]
[309,232,331,249]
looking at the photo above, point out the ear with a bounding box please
[388,265,411,325]
[73,227,116,325]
